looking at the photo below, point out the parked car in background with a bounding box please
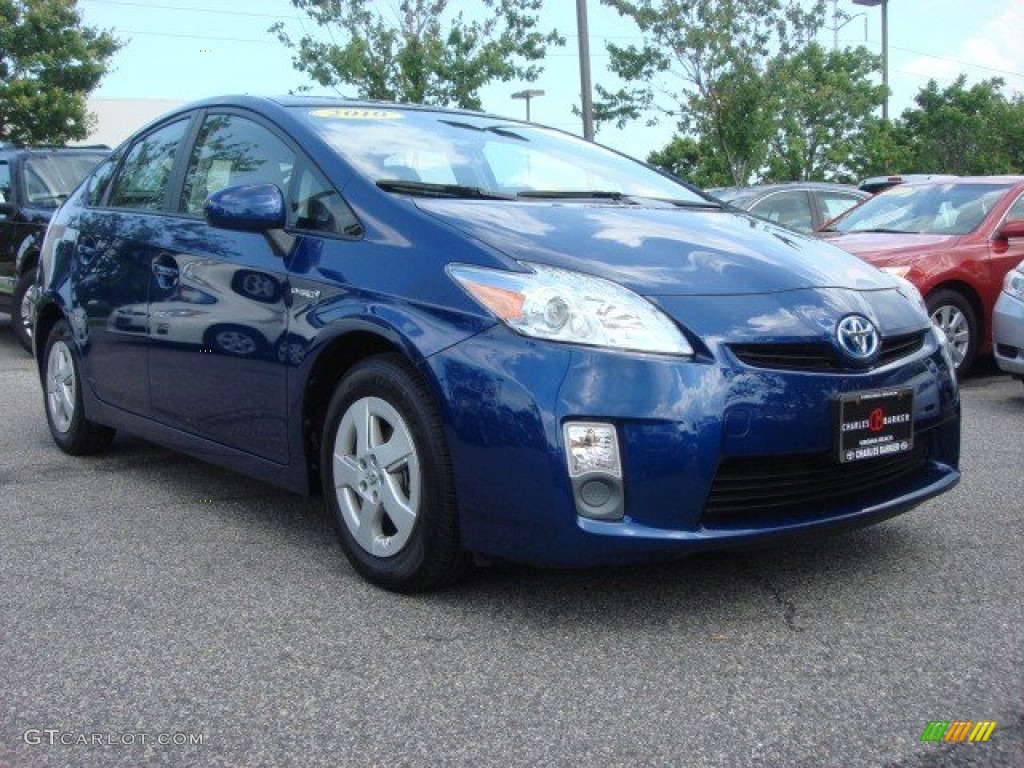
[993,260,1024,383]
[0,145,108,351]
[857,174,959,195]
[33,96,960,591]
[820,177,1024,373]
[710,182,868,233]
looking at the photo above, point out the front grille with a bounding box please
[703,436,930,522]
[730,331,926,372]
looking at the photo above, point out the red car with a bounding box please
[820,176,1024,372]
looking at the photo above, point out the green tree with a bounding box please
[596,0,825,185]
[899,76,1020,175]
[0,0,120,145]
[646,135,732,188]
[272,0,563,110]
[762,43,885,182]
[845,115,914,180]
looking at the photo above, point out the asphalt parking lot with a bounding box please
[0,315,1021,768]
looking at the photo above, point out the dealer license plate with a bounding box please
[837,387,914,463]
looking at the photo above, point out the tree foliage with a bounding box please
[647,135,732,188]
[597,0,826,185]
[0,0,120,145]
[761,43,885,182]
[272,0,563,110]
[897,76,1022,175]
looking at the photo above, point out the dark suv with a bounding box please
[0,145,107,351]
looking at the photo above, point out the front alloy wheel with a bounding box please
[322,354,469,592]
[333,396,421,557]
[927,289,977,372]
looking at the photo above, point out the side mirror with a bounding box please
[204,184,286,232]
[997,219,1024,240]
[0,201,15,219]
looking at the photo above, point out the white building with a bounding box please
[80,98,186,148]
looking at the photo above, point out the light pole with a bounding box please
[511,89,545,122]
[853,0,889,120]
[576,0,595,141]
[829,0,866,51]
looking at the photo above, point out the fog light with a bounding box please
[564,422,622,478]
[564,422,624,521]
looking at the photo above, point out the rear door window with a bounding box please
[750,190,814,231]
[108,120,190,211]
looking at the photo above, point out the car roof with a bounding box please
[158,94,499,121]
[0,145,109,159]
[895,175,1024,186]
[714,181,865,195]
[102,94,537,155]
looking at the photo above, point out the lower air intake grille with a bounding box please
[703,436,930,521]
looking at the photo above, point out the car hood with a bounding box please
[415,201,894,296]
[819,232,960,265]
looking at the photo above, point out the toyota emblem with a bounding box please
[836,315,880,361]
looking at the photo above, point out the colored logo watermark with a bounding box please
[921,721,996,742]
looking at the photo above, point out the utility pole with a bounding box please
[576,0,595,141]
[853,0,890,120]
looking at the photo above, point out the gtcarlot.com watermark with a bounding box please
[24,729,205,747]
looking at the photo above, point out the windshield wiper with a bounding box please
[517,190,721,208]
[517,190,627,201]
[376,180,514,200]
[439,120,528,141]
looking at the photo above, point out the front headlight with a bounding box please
[1003,266,1024,300]
[449,262,694,356]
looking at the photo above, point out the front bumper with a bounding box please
[429,324,960,567]
[993,290,1024,378]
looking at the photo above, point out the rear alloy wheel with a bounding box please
[927,289,977,373]
[43,320,116,455]
[13,267,38,353]
[321,354,468,592]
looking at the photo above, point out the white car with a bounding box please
[993,260,1024,381]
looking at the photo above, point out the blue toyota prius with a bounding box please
[33,96,961,591]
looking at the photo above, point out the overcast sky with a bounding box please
[79,0,1024,159]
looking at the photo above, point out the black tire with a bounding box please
[43,320,116,455]
[12,267,37,354]
[926,289,978,373]
[321,354,469,592]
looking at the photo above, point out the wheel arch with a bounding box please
[33,301,65,377]
[15,239,41,276]
[925,280,986,347]
[299,322,439,492]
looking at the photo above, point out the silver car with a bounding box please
[993,259,1024,381]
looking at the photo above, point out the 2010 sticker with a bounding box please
[310,108,403,120]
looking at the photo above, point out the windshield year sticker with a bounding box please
[310,108,403,120]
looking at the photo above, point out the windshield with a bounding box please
[831,182,1013,235]
[22,153,107,208]
[294,106,708,204]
